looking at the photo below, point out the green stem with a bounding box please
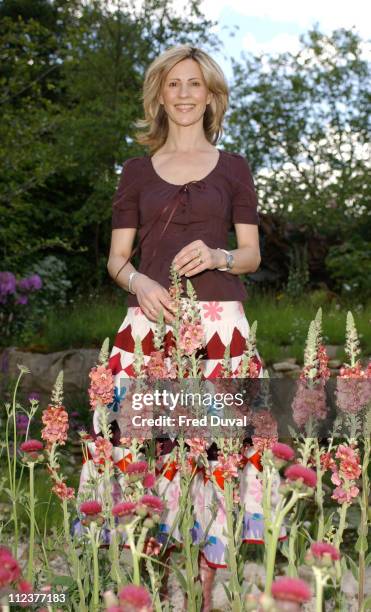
[62,500,87,611]
[179,461,198,612]
[333,502,349,548]
[224,481,242,612]
[314,441,325,541]
[9,370,24,556]
[313,567,324,612]
[125,519,143,586]
[264,491,300,595]
[146,559,162,612]
[287,516,298,577]
[89,523,100,611]
[27,463,35,583]
[358,436,370,609]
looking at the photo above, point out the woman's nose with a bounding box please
[178,84,192,97]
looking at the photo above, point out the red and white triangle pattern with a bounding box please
[108,302,263,380]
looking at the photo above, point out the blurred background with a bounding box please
[0,0,370,364]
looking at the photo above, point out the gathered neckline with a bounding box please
[148,148,222,187]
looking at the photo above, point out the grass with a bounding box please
[19,288,371,365]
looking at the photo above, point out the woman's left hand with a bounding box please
[171,240,224,277]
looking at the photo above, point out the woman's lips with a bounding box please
[175,105,195,112]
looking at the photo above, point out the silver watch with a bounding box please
[217,248,234,271]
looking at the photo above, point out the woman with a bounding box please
[78,44,268,611]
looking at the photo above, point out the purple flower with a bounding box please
[0,272,16,303]
[28,392,40,402]
[16,414,29,435]
[15,294,28,305]
[17,274,42,293]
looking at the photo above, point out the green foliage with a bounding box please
[325,238,371,300]
[0,0,222,290]
[0,3,369,297]
[285,244,310,300]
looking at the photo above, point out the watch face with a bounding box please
[227,253,234,269]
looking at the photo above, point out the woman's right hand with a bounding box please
[132,273,176,324]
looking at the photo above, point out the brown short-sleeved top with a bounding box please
[111,149,260,308]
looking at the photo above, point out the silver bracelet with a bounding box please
[128,271,139,295]
[217,247,230,272]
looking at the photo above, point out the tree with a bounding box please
[226,27,370,237]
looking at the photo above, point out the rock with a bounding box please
[285,357,297,364]
[0,347,99,404]
[328,359,342,368]
[324,344,342,359]
[272,361,301,372]
[284,369,302,380]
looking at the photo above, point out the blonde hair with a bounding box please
[134,45,229,153]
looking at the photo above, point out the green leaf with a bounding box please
[51,575,75,587]
[171,564,188,593]
[355,535,368,554]
[346,555,359,581]
[222,582,232,602]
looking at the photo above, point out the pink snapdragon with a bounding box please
[251,409,278,452]
[92,436,113,466]
[146,351,169,379]
[336,362,371,413]
[88,365,115,409]
[178,322,204,354]
[217,453,241,481]
[186,437,208,461]
[292,381,327,428]
[319,451,336,471]
[335,445,361,480]
[330,444,361,505]
[52,481,75,500]
[332,485,359,504]
[271,576,311,603]
[41,405,69,448]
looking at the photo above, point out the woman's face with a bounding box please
[159,58,212,128]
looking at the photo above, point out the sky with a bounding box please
[195,0,371,80]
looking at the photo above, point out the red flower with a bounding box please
[0,568,12,588]
[118,584,153,611]
[112,502,137,517]
[80,501,102,516]
[143,473,156,488]
[17,579,33,593]
[126,461,148,476]
[285,464,317,488]
[271,442,295,462]
[0,547,21,584]
[311,541,340,562]
[20,439,43,453]
[138,495,164,515]
[271,576,311,603]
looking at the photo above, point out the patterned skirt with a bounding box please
[76,301,285,568]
